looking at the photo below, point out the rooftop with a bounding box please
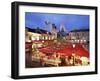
[70,29,89,32]
[26,27,51,34]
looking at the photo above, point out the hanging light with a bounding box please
[73,44,75,48]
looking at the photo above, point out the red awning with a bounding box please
[74,44,89,57]
[38,44,89,57]
[56,45,73,56]
[56,44,89,57]
[39,47,56,54]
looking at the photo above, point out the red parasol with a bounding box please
[39,43,89,58]
[56,44,73,56]
[38,47,56,54]
[56,44,89,58]
[74,44,89,57]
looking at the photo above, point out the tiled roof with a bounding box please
[26,27,51,34]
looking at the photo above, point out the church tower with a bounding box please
[59,24,67,37]
[45,21,52,32]
[60,24,66,32]
[51,23,58,39]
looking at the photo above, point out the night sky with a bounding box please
[25,12,89,32]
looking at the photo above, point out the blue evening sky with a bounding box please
[25,12,89,32]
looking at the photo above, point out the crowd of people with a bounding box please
[31,48,89,67]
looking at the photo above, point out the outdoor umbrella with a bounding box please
[56,45,73,56]
[39,47,56,54]
[74,44,89,58]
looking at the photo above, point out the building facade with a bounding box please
[67,29,89,44]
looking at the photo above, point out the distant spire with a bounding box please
[52,23,57,29]
[45,21,50,25]
[60,24,66,32]
[44,20,52,32]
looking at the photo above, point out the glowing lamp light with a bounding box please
[84,40,86,42]
[42,41,44,43]
[73,44,75,48]
[77,40,79,43]
[31,37,35,41]
[37,38,39,41]
[75,40,77,42]
[81,40,83,42]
